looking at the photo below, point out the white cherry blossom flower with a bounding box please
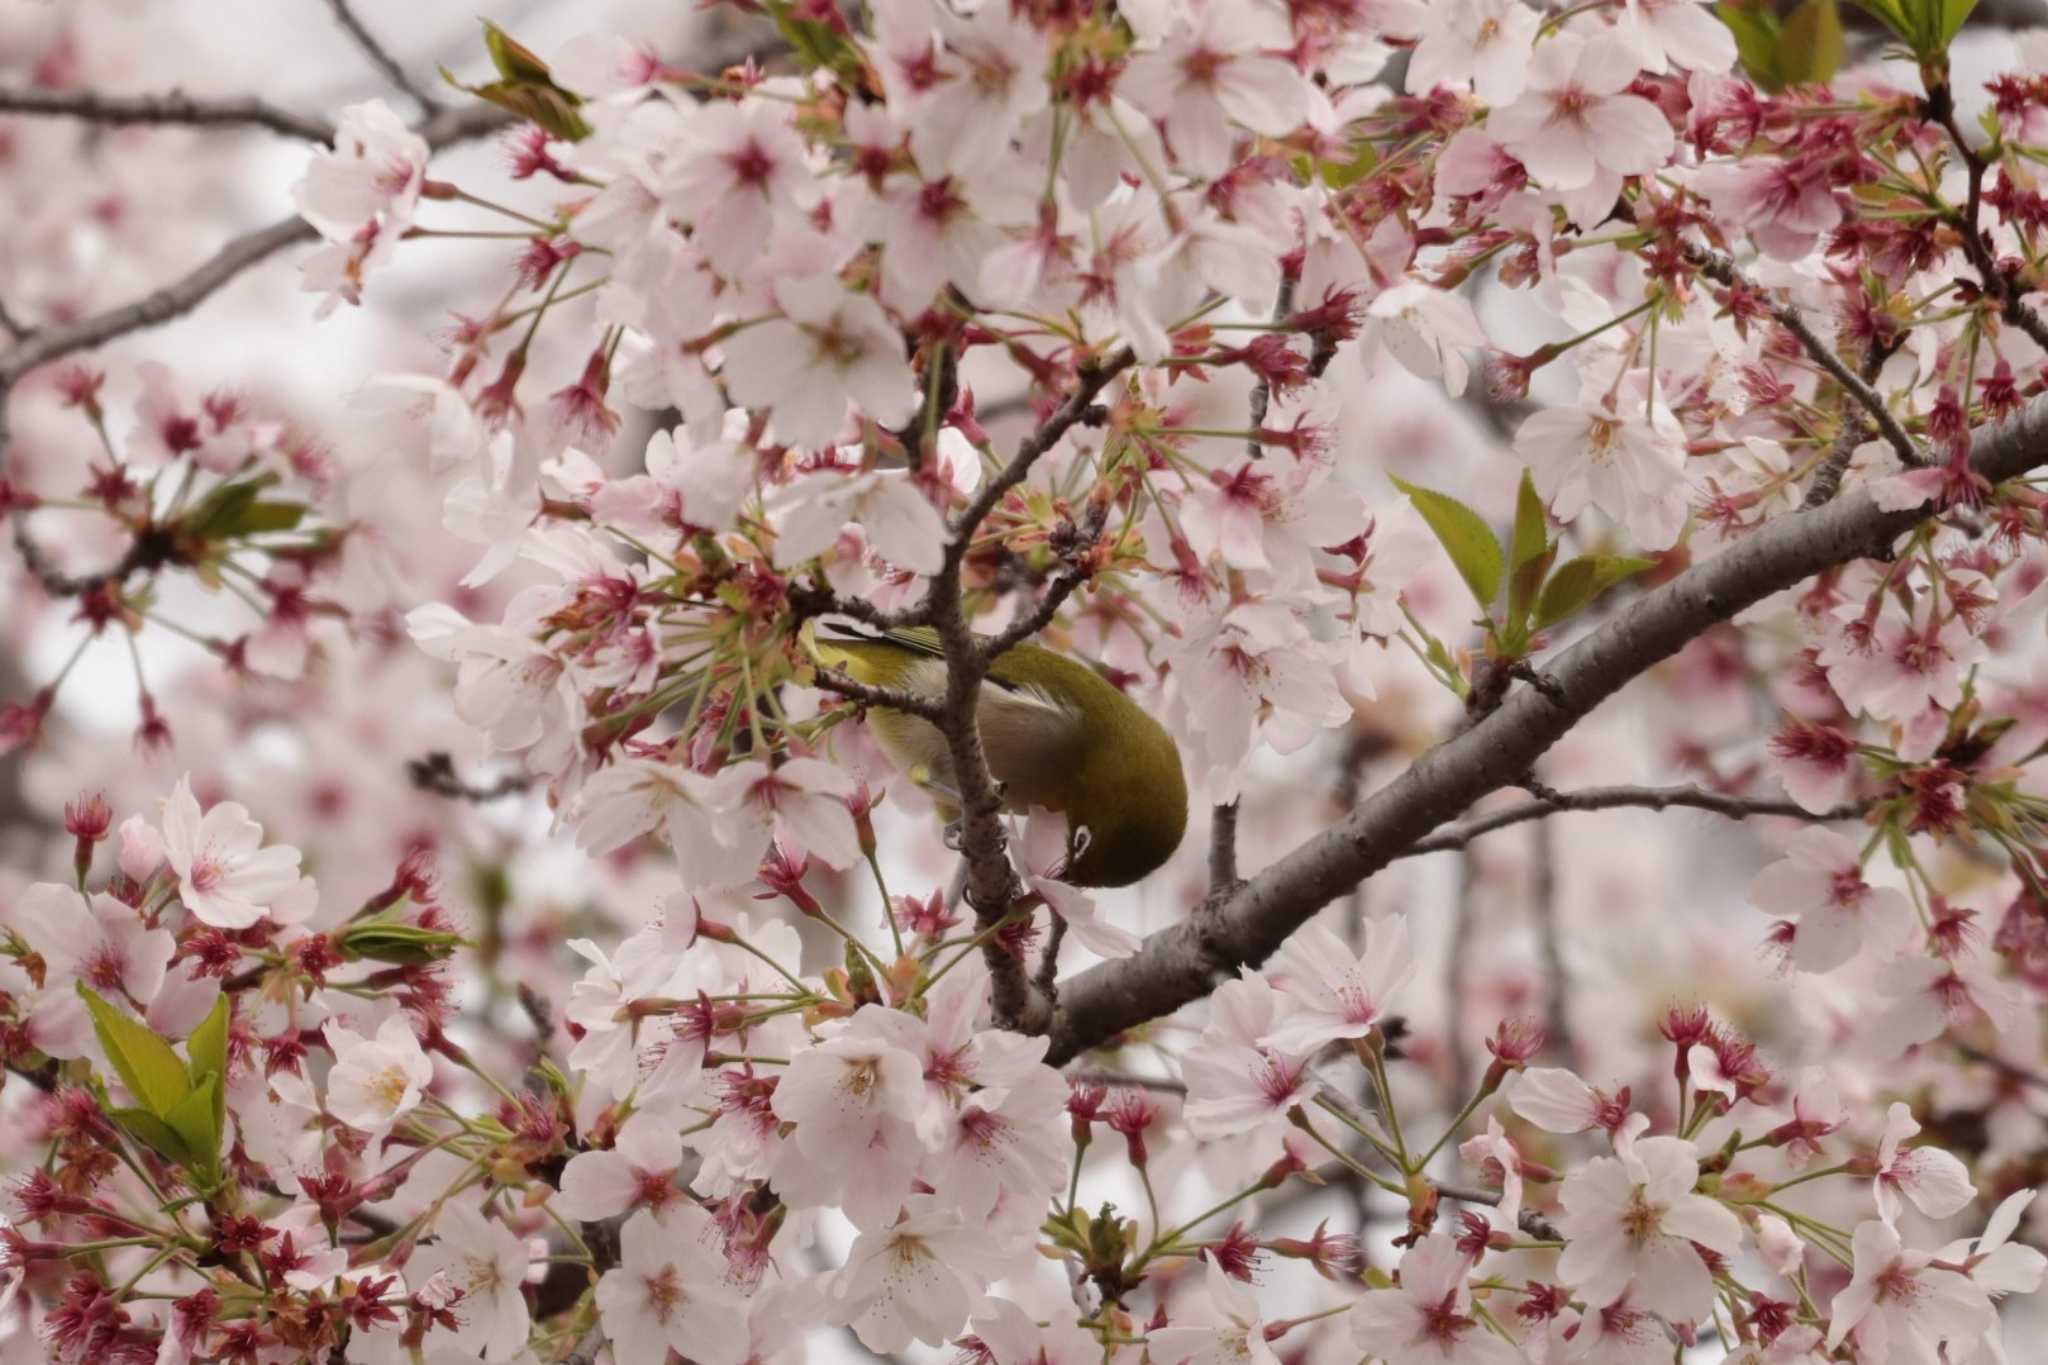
[1555,1134,1742,1323]
[325,1014,433,1132]
[596,1207,748,1365]
[161,776,302,929]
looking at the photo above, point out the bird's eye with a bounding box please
[1070,824,1094,860]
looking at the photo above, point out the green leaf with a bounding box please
[1845,0,1914,43]
[1507,542,1559,644]
[1717,2,1785,91]
[185,994,230,1147]
[1509,472,1549,571]
[1390,476,1505,610]
[164,1075,221,1186]
[1319,139,1379,190]
[1777,0,1846,87]
[218,501,307,537]
[79,986,191,1118]
[1936,0,1979,47]
[762,0,873,91]
[481,20,554,83]
[1533,555,1657,630]
[340,921,473,966]
[110,1107,191,1164]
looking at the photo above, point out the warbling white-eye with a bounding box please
[811,624,1188,888]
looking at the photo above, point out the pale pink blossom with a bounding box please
[1745,828,1912,973]
[665,101,816,278]
[1148,1254,1283,1365]
[1555,1135,1741,1322]
[1827,1219,1994,1362]
[1365,282,1490,397]
[17,884,174,1005]
[1260,915,1415,1054]
[1350,1234,1520,1365]
[725,757,863,871]
[721,276,919,450]
[1486,33,1672,191]
[1406,0,1542,106]
[294,100,429,239]
[1119,1,1311,178]
[405,1200,533,1362]
[554,1110,686,1224]
[1183,973,1317,1142]
[1693,160,1843,262]
[770,468,949,576]
[161,776,303,929]
[1621,0,1738,75]
[596,1207,748,1365]
[770,1008,926,1228]
[920,1062,1070,1219]
[1515,400,1688,550]
[1872,1102,1976,1222]
[325,1014,433,1132]
[828,1196,1004,1352]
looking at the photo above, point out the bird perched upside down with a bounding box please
[810,624,1187,888]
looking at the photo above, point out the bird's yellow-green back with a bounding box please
[809,624,1187,887]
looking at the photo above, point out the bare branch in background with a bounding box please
[1395,783,1872,859]
[1529,799,1573,1067]
[0,85,334,142]
[321,0,442,113]
[406,752,531,803]
[1444,847,1477,1103]
[0,298,25,341]
[1044,390,2048,1066]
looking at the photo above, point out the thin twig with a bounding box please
[1395,784,1872,860]
[1683,241,1926,469]
[0,85,334,142]
[322,0,442,113]
[1927,88,2048,355]
[812,669,946,720]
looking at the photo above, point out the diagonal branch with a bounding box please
[0,85,334,142]
[1044,390,2048,1065]
[1392,783,1871,859]
[0,102,506,391]
[1684,240,1926,470]
[321,0,442,113]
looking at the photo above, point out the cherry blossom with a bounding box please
[160,776,302,930]
[324,1014,434,1133]
[1827,1219,1995,1363]
[595,1207,748,1365]
[1351,1234,1520,1365]
[1746,828,1913,973]
[1555,1134,1742,1322]
[1514,399,1689,550]
[1872,1101,1977,1222]
[1261,916,1415,1054]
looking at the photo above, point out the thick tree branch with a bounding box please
[1044,391,2048,1065]
[322,0,441,113]
[0,85,334,142]
[1208,801,1240,893]
[1393,784,1870,859]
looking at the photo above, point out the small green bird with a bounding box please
[811,624,1188,888]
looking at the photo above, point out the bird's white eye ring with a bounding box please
[1070,824,1094,860]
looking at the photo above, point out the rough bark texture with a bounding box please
[1044,392,2048,1064]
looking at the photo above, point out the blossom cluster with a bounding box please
[6,0,2048,1360]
